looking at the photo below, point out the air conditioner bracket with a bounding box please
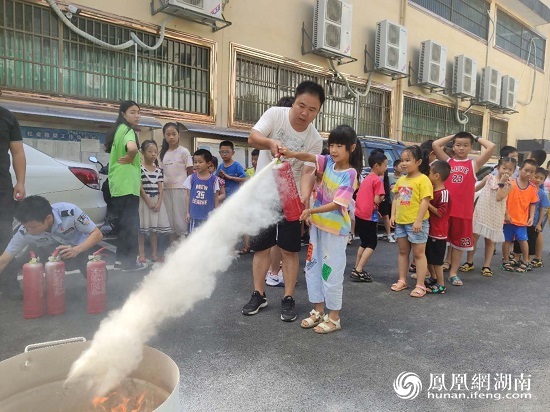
[151,0,232,32]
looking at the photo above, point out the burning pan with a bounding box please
[0,338,180,411]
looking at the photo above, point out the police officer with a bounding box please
[0,195,103,281]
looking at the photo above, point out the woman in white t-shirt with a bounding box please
[159,122,193,241]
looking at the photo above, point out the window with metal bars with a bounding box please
[488,117,508,155]
[402,96,483,143]
[234,53,391,136]
[0,0,212,114]
[496,9,545,70]
[410,0,489,40]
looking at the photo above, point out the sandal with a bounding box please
[448,275,463,286]
[458,262,474,272]
[481,266,494,277]
[410,284,427,298]
[501,261,516,272]
[427,283,446,294]
[301,310,324,329]
[350,269,373,283]
[424,277,437,288]
[138,256,147,264]
[408,264,417,273]
[531,258,543,268]
[508,258,519,267]
[516,261,532,273]
[391,279,408,291]
[442,262,451,272]
[314,315,341,334]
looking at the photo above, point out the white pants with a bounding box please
[163,188,189,236]
[305,225,347,310]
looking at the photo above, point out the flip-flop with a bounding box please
[449,275,463,286]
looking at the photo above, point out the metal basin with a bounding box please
[0,338,180,411]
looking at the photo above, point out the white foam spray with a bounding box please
[66,159,281,396]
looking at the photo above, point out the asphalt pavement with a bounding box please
[1,232,550,412]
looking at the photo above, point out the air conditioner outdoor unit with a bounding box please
[478,67,501,105]
[375,20,407,75]
[312,0,353,57]
[452,55,477,98]
[501,75,517,110]
[418,40,447,88]
[154,0,223,19]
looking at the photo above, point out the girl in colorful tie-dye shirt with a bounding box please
[279,125,362,334]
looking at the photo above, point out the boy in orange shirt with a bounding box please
[501,159,539,273]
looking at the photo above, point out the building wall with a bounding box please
[2,0,549,162]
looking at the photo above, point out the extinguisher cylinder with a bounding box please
[273,161,304,221]
[22,260,44,319]
[45,258,66,316]
[87,257,106,314]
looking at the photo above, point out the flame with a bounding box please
[92,391,146,412]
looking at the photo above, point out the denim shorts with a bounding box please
[395,220,429,244]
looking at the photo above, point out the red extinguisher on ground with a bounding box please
[45,249,65,316]
[87,248,106,314]
[22,251,44,319]
[273,158,304,221]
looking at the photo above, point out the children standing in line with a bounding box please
[460,157,515,277]
[432,132,495,286]
[279,124,361,334]
[389,146,432,298]
[183,149,220,234]
[501,159,539,273]
[159,122,193,241]
[531,168,550,267]
[216,141,247,199]
[424,160,451,294]
[351,151,388,282]
[138,140,171,263]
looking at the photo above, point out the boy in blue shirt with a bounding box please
[216,141,247,199]
[531,168,549,267]
[184,149,220,233]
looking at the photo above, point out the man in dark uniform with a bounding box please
[0,106,26,253]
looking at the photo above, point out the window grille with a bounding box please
[496,9,545,69]
[410,0,489,40]
[235,53,391,136]
[0,0,212,114]
[488,117,508,154]
[402,96,483,143]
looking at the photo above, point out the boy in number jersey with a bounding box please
[432,132,495,286]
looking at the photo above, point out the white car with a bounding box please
[10,144,107,225]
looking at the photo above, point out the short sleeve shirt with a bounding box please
[253,107,323,194]
[354,173,385,222]
[311,155,357,236]
[506,179,539,226]
[392,174,433,224]
[0,106,22,190]
[108,125,141,197]
[161,146,193,189]
[5,202,96,256]
[533,186,550,225]
[217,162,246,198]
[141,165,163,197]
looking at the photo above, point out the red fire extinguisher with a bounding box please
[22,251,44,319]
[45,249,65,316]
[87,248,106,314]
[273,159,304,221]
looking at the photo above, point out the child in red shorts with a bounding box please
[433,132,495,286]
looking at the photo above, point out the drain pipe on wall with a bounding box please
[45,0,171,101]
[328,58,373,132]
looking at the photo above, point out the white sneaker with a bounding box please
[347,233,353,245]
[388,234,397,243]
[265,271,280,286]
[276,269,285,287]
